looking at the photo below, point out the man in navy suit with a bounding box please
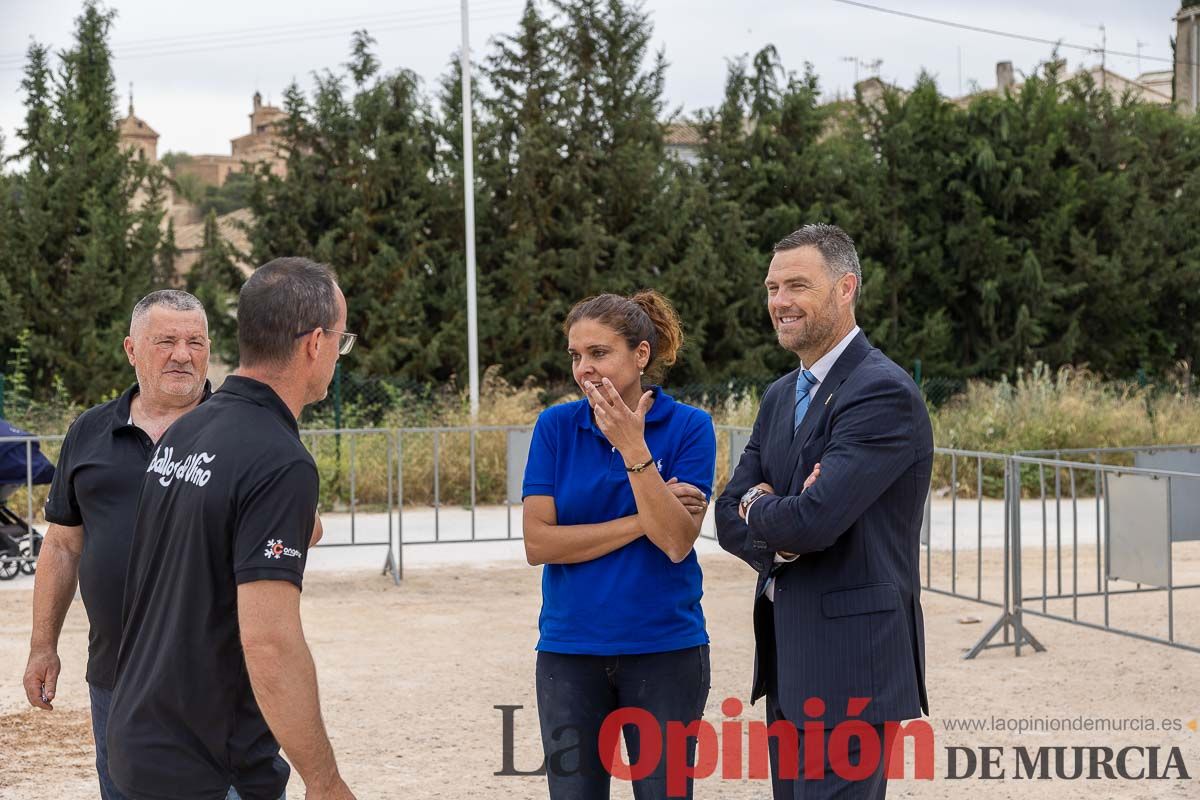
[716,224,932,799]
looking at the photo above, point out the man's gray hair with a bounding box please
[773,224,863,305]
[130,290,207,333]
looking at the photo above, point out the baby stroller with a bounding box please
[0,418,55,580]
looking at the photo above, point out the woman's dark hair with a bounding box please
[562,290,684,383]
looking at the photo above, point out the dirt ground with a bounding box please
[2,549,1199,799]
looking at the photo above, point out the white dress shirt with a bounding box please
[755,325,861,601]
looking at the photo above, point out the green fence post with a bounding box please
[1136,367,1154,421]
[913,358,923,394]
[334,362,343,462]
[0,373,5,419]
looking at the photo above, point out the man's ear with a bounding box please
[303,329,321,362]
[123,336,136,367]
[841,273,858,305]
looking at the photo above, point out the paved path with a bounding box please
[0,498,1108,591]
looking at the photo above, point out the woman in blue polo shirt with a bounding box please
[522,290,717,800]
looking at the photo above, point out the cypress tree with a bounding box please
[186,210,243,365]
[0,2,171,401]
[249,32,456,381]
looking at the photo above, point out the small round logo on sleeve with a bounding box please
[264,539,301,559]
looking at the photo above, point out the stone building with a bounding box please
[114,93,275,281]
[171,92,287,189]
[173,207,255,279]
[953,60,1171,107]
[232,92,287,173]
[117,99,159,162]
[1139,69,1173,100]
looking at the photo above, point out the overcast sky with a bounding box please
[0,0,1186,157]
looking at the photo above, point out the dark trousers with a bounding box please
[97,680,284,800]
[536,646,711,800]
[765,688,888,800]
[89,683,130,800]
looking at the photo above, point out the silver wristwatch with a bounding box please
[740,486,768,515]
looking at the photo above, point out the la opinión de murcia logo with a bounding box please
[146,446,216,488]
[497,697,938,794]
[494,698,1194,794]
[263,539,301,560]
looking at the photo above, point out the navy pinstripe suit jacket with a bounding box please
[715,331,932,727]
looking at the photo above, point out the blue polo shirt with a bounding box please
[522,387,716,655]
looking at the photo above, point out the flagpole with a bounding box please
[461,0,480,418]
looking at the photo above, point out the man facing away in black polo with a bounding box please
[24,290,213,800]
[106,258,356,800]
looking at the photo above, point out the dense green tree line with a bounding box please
[3,0,1199,403]
[0,2,173,401]
[250,2,1199,387]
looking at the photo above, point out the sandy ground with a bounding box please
[3,541,1200,800]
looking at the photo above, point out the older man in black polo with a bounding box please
[24,290,213,800]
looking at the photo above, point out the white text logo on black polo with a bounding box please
[147,446,216,488]
[264,539,301,559]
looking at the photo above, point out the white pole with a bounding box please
[461,0,480,419]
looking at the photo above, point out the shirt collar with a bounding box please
[217,375,300,436]
[112,383,140,431]
[574,385,675,433]
[112,380,214,432]
[802,325,861,385]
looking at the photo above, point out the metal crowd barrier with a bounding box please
[6,423,1200,659]
[1008,453,1200,655]
[300,428,400,584]
[0,424,745,584]
[916,449,1046,659]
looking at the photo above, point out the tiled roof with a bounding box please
[118,114,158,139]
[664,122,703,146]
[175,207,255,276]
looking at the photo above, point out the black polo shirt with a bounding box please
[43,382,211,689]
[107,376,318,800]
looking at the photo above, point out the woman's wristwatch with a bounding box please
[739,486,768,516]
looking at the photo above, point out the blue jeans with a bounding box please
[89,683,129,800]
[536,645,711,800]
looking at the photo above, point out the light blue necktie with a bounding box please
[794,369,818,431]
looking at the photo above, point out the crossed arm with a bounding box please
[523,477,707,566]
[524,380,714,566]
[721,378,918,559]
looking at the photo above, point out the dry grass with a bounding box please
[932,364,1200,496]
